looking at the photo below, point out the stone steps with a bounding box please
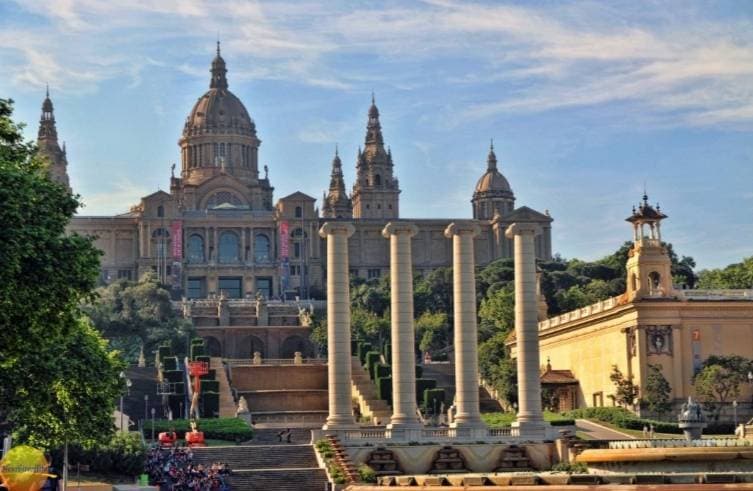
[351,356,392,422]
[250,427,314,444]
[226,468,329,491]
[210,357,237,418]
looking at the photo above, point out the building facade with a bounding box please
[508,196,753,413]
[41,45,553,302]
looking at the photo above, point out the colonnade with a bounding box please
[319,220,545,438]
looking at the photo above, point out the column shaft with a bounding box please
[384,223,420,429]
[320,223,357,429]
[445,223,484,429]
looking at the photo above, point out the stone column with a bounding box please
[320,222,357,429]
[444,222,485,430]
[383,222,421,430]
[506,222,546,438]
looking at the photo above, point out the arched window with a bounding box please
[213,143,219,161]
[218,231,240,263]
[157,205,164,218]
[187,234,205,263]
[648,271,661,290]
[295,206,303,218]
[374,174,381,186]
[254,234,270,262]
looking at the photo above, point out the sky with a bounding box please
[1,0,752,270]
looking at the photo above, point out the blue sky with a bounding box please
[1,0,752,270]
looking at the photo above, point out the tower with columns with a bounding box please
[36,87,71,191]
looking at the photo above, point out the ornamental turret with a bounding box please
[322,147,352,218]
[36,87,71,191]
[351,95,400,219]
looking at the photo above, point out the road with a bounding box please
[575,418,634,440]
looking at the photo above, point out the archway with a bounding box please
[238,335,265,359]
[280,335,314,359]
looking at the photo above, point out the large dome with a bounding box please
[183,45,255,138]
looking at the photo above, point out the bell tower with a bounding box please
[37,87,71,191]
[625,193,674,301]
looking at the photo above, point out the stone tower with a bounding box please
[472,141,514,220]
[36,87,71,191]
[625,194,674,301]
[351,95,400,219]
[322,147,352,219]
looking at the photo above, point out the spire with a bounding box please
[38,87,57,140]
[323,146,352,218]
[36,89,70,190]
[210,41,228,90]
[365,94,384,146]
[487,139,497,171]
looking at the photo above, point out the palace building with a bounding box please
[40,43,552,302]
[508,195,753,413]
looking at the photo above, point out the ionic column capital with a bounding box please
[505,222,542,239]
[382,221,418,239]
[444,221,480,239]
[319,222,355,239]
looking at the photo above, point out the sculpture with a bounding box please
[677,396,707,440]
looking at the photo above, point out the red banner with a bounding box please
[279,221,289,259]
[171,220,183,259]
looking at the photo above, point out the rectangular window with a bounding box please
[368,268,381,279]
[256,277,272,299]
[218,277,242,299]
[349,269,359,278]
[187,277,206,299]
[294,242,301,258]
[117,269,132,280]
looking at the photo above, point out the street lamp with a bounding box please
[119,371,132,433]
[144,394,149,423]
[733,400,739,428]
[151,407,156,442]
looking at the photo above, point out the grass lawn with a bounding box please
[482,411,575,428]
[584,419,733,440]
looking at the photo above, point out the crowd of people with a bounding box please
[146,446,231,490]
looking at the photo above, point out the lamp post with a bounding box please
[733,400,739,429]
[151,407,156,442]
[144,394,149,424]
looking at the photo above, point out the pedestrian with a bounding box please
[285,428,292,443]
[642,425,648,439]
[276,430,284,443]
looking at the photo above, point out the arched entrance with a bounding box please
[238,335,265,359]
[280,335,314,358]
[204,336,222,357]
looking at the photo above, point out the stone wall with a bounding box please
[230,365,327,391]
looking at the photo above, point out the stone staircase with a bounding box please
[192,442,328,491]
[422,362,502,412]
[211,357,236,418]
[351,356,391,423]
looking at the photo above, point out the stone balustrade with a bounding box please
[225,358,327,367]
[316,426,520,445]
[538,295,620,331]
[608,439,752,449]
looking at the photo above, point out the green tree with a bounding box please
[610,365,639,408]
[478,283,515,342]
[84,272,194,361]
[415,311,450,354]
[693,355,753,420]
[0,98,122,448]
[697,257,753,289]
[643,363,672,416]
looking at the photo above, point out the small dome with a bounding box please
[474,143,512,195]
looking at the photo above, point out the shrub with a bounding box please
[158,345,172,360]
[358,464,377,483]
[51,432,146,477]
[423,388,445,412]
[365,351,380,379]
[163,369,184,383]
[191,344,205,359]
[144,418,253,441]
[200,380,219,393]
[201,393,220,418]
[551,462,588,474]
[415,378,437,403]
[377,376,392,404]
[358,342,373,365]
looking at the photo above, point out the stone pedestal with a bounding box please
[383,222,421,430]
[444,223,485,430]
[320,222,358,430]
[506,223,546,439]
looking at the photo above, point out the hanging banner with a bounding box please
[171,220,183,259]
[279,221,289,259]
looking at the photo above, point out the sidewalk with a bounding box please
[576,418,634,440]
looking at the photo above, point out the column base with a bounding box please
[386,418,422,431]
[450,417,487,430]
[512,420,548,440]
[322,416,359,431]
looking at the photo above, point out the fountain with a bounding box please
[678,397,707,440]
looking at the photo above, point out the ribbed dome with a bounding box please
[475,170,512,194]
[184,89,255,137]
[474,144,512,194]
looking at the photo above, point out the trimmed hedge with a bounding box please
[201,392,220,418]
[158,345,172,360]
[201,380,220,393]
[373,363,391,382]
[365,351,381,380]
[51,432,145,477]
[382,342,391,364]
[163,369,184,383]
[162,356,178,371]
[415,378,437,404]
[358,342,373,365]
[415,365,423,379]
[192,338,205,346]
[423,388,445,412]
[377,375,392,404]
[191,344,205,360]
[563,407,734,435]
[145,418,253,441]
